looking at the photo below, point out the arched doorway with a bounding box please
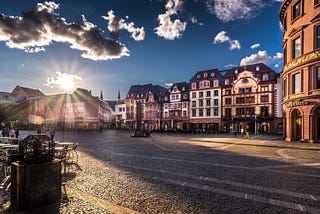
[291,109,302,141]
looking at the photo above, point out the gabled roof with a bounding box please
[11,85,45,98]
[126,84,167,99]
[170,82,189,92]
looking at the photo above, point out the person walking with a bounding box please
[15,128,20,139]
[9,128,15,138]
[49,127,56,141]
[245,125,250,139]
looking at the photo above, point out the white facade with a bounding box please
[190,89,221,119]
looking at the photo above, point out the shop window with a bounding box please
[292,1,301,21]
[293,72,301,94]
[293,37,301,59]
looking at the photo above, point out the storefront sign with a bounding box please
[283,50,320,72]
[283,100,308,108]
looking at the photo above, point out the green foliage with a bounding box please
[0,102,29,126]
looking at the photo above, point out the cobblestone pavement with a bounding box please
[1,130,320,213]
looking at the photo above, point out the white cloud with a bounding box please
[213,31,240,50]
[250,43,260,49]
[240,50,283,66]
[165,82,174,87]
[25,47,46,53]
[0,1,131,61]
[206,0,264,22]
[46,72,82,89]
[154,0,187,40]
[103,10,145,41]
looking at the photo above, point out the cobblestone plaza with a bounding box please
[1,130,320,213]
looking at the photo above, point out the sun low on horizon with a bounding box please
[46,72,82,93]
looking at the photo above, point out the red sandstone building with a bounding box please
[280,0,320,142]
[221,64,282,134]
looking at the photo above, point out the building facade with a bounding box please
[125,84,166,130]
[162,82,190,131]
[280,0,320,142]
[221,64,280,134]
[189,70,222,133]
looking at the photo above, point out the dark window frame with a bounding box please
[292,0,301,21]
[293,36,301,59]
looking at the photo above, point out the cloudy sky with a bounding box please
[0,0,283,99]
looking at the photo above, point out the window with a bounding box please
[206,91,211,97]
[192,83,196,90]
[293,72,301,94]
[214,90,218,96]
[225,108,231,117]
[292,1,301,20]
[192,92,196,98]
[213,79,219,87]
[246,96,255,103]
[284,78,288,97]
[225,89,231,95]
[261,95,269,103]
[206,99,211,106]
[214,99,218,106]
[316,25,320,49]
[261,106,269,117]
[183,94,188,99]
[206,108,211,116]
[199,92,203,98]
[316,0,320,6]
[225,98,231,105]
[246,107,254,115]
[192,101,196,107]
[192,110,196,117]
[165,112,168,118]
[214,108,218,116]
[183,111,187,117]
[183,102,187,108]
[164,104,168,109]
[199,109,203,117]
[199,100,203,107]
[225,78,230,85]
[262,73,269,81]
[239,88,244,94]
[204,72,208,77]
[197,74,200,79]
[236,97,245,104]
[261,86,268,92]
[293,37,301,59]
[236,108,245,116]
[317,67,320,89]
[245,88,252,93]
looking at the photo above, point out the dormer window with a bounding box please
[262,73,269,81]
[204,72,208,77]
[225,78,230,85]
[197,74,201,79]
[235,69,238,74]
[211,72,215,77]
[256,66,260,71]
[213,79,219,87]
[182,86,185,91]
[191,82,196,90]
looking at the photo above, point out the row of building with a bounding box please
[115,63,283,135]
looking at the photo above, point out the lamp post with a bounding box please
[254,115,257,135]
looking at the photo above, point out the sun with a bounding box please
[58,74,75,92]
[46,72,82,93]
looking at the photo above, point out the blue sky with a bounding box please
[0,0,283,99]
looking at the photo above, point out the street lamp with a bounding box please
[254,115,257,135]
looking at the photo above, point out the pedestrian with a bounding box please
[1,128,5,137]
[41,126,46,135]
[15,128,20,139]
[9,128,15,138]
[245,126,250,139]
[240,127,244,137]
[49,127,56,141]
